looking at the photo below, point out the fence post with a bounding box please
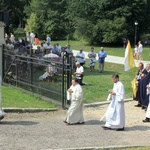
[0,22,5,79]
[61,54,65,108]
[0,22,6,120]
[0,75,6,119]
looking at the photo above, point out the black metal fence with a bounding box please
[2,45,73,108]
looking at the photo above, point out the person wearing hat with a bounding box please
[76,48,85,66]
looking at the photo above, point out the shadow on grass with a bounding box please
[0,121,39,126]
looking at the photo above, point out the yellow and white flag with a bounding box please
[124,40,136,71]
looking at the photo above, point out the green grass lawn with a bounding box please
[82,61,137,103]
[2,40,148,107]
[2,85,56,108]
[51,40,150,61]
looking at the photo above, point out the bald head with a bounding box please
[75,62,80,67]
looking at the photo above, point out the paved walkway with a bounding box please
[32,45,149,67]
[1,101,150,150]
[2,46,149,149]
[73,50,149,67]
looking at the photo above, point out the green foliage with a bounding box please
[25,13,39,33]
[67,0,149,44]
[24,0,68,39]
[2,0,150,44]
[82,61,137,103]
[9,28,26,39]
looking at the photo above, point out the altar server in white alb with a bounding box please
[102,74,125,131]
[64,78,84,125]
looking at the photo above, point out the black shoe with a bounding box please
[143,118,150,123]
[0,116,4,121]
[142,106,147,109]
[115,127,124,131]
[63,120,68,123]
[102,126,111,130]
[134,104,142,107]
[77,122,85,124]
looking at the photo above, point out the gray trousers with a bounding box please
[99,62,104,72]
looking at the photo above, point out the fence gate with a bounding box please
[2,45,73,108]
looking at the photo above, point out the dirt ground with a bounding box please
[0,100,150,150]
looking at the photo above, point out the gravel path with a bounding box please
[0,100,150,150]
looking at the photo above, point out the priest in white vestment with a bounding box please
[102,74,125,131]
[64,78,84,125]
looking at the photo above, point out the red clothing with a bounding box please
[35,38,40,45]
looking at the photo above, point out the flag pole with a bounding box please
[0,75,5,121]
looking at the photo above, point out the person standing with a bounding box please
[138,41,143,62]
[74,62,84,86]
[64,78,84,125]
[76,48,85,66]
[143,83,150,122]
[34,33,40,45]
[26,32,30,42]
[30,32,35,45]
[46,35,51,44]
[134,45,138,60]
[134,62,148,106]
[65,44,73,55]
[98,47,107,73]
[88,47,96,72]
[102,74,125,131]
[10,33,15,44]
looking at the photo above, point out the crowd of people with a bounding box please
[132,62,150,122]
[3,31,150,133]
[4,31,109,85]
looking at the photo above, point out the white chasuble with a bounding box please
[66,84,84,124]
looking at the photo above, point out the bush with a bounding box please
[11,28,26,39]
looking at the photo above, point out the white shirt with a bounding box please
[76,66,84,79]
[10,34,15,42]
[134,47,138,53]
[30,33,35,38]
[138,43,143,53]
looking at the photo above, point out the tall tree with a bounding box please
[24,0,68,39]
[67,0,148,44]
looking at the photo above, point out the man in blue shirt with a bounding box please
[98,47,107,72]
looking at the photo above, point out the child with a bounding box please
[134,45,138,60]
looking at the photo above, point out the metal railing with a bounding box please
[2,45,73,108]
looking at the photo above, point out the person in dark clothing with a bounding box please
[134,63,148,108]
